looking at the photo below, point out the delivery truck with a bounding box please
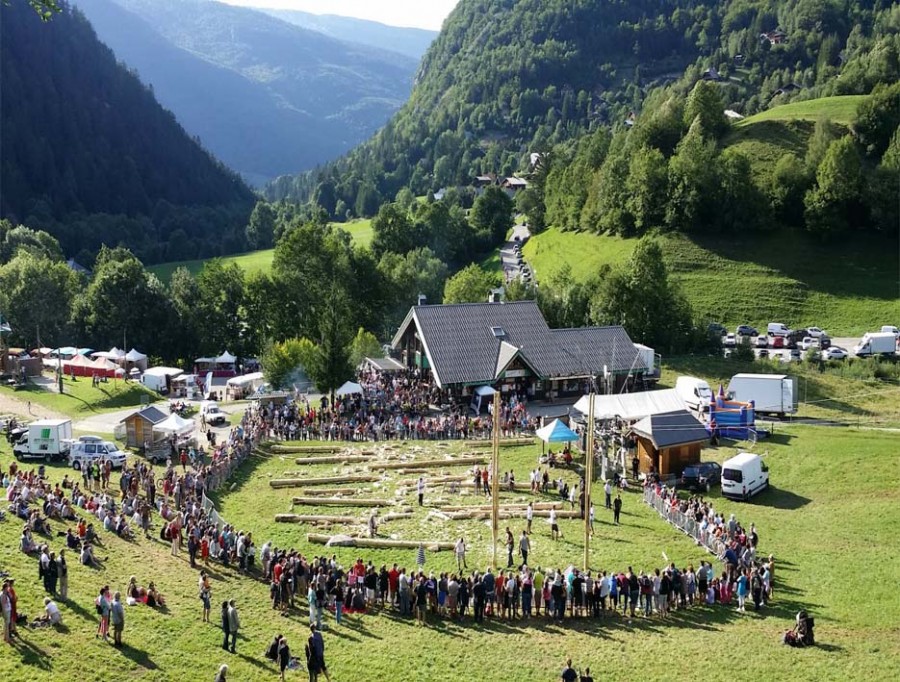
[854,332,897,357]
[12,418,73,461]
[726,373,798,417]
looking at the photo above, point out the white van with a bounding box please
[721,452,769,501]
[67,436,128,471]
[675,376,713,412]
[880,325,899,338]
[767,322,789,337]
[200,400,227,425]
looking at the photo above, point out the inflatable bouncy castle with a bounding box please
[707,385,768,440]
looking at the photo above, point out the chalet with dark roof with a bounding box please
[391,300,650,400]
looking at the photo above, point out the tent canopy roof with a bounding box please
[574,389,686,421]
[335,380,363,396]
[536,418,580,443]
[215,351,236,364]
[125,348,147,362]
[474,385,496,397]
[153,413,194,435]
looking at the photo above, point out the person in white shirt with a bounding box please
[417,477,425,506]
[43,597,62,625]
[526,502,534,533]
[549,508,559,540]
[455,537,467,571]
[589,504,595,537]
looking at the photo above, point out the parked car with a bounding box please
[806,326,826,338]
[708,323,727,337]
[68,437,128,471]
[721,452,769,501]
[818,335,831,350]
[785,329,807,349]
[724,333,737,347]
[758,348,769,359]
[824,347,849,361]
[769,335,785,349]
[789,348,802,361]
[679,462,723,492]
[798,337,817,351]
[767,322,790,337]
[736,325,758,337]
[755,336,769,348]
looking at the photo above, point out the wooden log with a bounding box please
[441,508,581,520]
[271,445,342,454]
[468,438,535,448]
[299,488,361,496]
[276,514,357,524]
[269,474,380,488]
[292,497,393,507]
[370,455,486,471]
[379,511,415,522]
[293,455,375,465]
[306,533,455,551]
[398,474,469,486]
[438,501,565,512]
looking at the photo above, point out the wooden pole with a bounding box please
[584,388,595,572]
[491,390,501,569]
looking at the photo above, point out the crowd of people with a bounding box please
[260,368,538,443]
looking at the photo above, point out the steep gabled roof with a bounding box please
[121,405,167,425]
[392,301,645,387]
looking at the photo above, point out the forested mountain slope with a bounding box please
[74,0,419,184]
[0,0,255,264]
[267,0,899,215]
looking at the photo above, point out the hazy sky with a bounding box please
[222,0,459,30]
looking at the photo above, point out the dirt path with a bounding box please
[0,390,67,421]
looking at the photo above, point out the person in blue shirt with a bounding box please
[736,569,750,612]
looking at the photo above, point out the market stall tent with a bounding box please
[574,389,686,421]
[335,380,364,396]
[536,418,580,443]
[153,413,194,437]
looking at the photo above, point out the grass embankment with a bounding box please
[2,429,899,680]
[147,219,373,284]
[0,377,159,418]
[660,354,900,428]
[519,228,899,337]
[737,95,865,126]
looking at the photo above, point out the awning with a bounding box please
[335,380,363,396]
[215,351,236,364]
[574,389,686,421]
[474,385,496,397]
[125,348,147,362]
[153,413,194,436]
[536,418,580,443]
[226,371,264,387]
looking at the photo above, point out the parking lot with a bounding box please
[722,333,861,363]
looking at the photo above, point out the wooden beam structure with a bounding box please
[299,488,361,496]
[269,474,380,489]
[306,534,455,551]
[491,390,500,569]
[369,455,486,471]
[584,389,595,572]
[291,496,393,507]
[438,501,566,512]
[275,514,357,524]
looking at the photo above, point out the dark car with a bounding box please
[679,462,723,492]
[818,335,831,350]
[784,329,807,349]
[708,323,727,337]
[736,325,758,337]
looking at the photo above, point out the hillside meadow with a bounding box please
[520,228,899,337]
[1,426,898,681]
[147,219,373,283]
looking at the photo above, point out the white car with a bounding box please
[723,333,736,347]
[798,337,818,351]
[824,347,849,361]
[68,437,127,471]
[806,327,826,338]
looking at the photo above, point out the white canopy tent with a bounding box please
[226,371,264,388]
[153,413,194,437]
[125,348,147,362]
[215,351,237,364]
[574,389,687,421]
[335,380,364,396]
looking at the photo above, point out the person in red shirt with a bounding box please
[388,564,400,606]
[273,559,284,586]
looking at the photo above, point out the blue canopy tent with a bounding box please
[535,418,580,454]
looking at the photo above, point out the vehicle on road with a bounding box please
[12,419,72,462]
[823,347,849,361]
[679,462,722,492]
[200,400,227,426]
[769,335,785,349]
[806,327,826,338]
[755,336,769,348]
[727,373,798,416]
[721,452,769,501]
[724,333,736,347]
[758,349,769,359]
[736,325,758,337]
[767,322,790,337]
[676,376,713,412]
[879,325,899,338]
[798,337,817,351]
[68,436,128,470]
[854,332,897,357]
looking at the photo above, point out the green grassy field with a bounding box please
[147,219,373,283]
[0,377,159,419]
[737,95,865,126]
[2,427,898,681]
[518,228,899,336]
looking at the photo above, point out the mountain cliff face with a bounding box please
[73,0,421,184]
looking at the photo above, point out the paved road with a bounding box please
[499,224,532,284]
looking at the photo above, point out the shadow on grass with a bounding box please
[752,487,812,510]
[118,642,158,669]
[12,632,53,670]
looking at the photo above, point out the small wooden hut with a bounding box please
[630,410,709,477]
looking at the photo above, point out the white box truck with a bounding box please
[634,343,660,384]
[854,332,897,357]
[727,373,798,416]
[12,418,73,462]
[721,452,769,501]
